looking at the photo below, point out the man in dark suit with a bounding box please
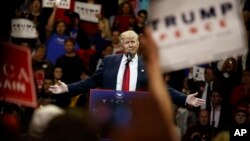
[49,30,205,107]
[208,89,230,133]
[188,66,216,109]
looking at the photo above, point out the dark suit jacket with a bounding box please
[68,54,187,107]
[208,105,230,131]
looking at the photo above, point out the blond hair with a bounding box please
[99,17,111,39]
[119,30,139,44]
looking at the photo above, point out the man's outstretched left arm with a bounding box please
[167,86,205,107]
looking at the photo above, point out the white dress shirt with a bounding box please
[96,58,103,70]
[116,54,138,91]
[210,106,221,128]
[201,82,213,110]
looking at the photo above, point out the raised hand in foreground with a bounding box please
[140,27,180,141]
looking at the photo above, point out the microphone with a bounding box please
[126,52,133,62]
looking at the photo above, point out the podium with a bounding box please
[89,89,148,140]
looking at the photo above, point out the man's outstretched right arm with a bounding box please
[49,78,98,95]
[67,78,98,94]
[49,61,104,95]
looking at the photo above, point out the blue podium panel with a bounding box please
[89,89,149,139]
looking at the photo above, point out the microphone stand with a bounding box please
[211,106,215,138]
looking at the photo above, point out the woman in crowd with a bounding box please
[112,1,136,33]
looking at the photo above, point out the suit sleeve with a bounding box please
[67,61,104,94]
[167,86,187,107]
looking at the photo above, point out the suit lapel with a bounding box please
[136,56,146,90]
[110,54,123,89]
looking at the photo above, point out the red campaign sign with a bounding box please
[0,42,37,108]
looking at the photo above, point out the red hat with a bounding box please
[233,104,248,115]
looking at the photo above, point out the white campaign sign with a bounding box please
[42,0,70,9]
[74,1,101,23]
[193,66,205,81]
[149,0,248,72]
[42,0,55,7]
[11,19,38,38]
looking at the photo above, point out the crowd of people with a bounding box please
[1,0,250,141]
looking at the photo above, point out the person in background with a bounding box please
[89,41,114,73]
[112,1,136,33]
[38,76,71,108]
[32,44,54,93]
[100,0,119,20]
[52,65,84,108]
[79,0,103,38]
[23,0,49,43]
[230,69,250,107]
[92,17,112,56]
[37,76,56,107]
[11,0,45,48]
[232,105,249,126]
[215,57,243,103]
[65,10,96,71]
[209,88,229,133]
[175,76,195,138]
[182,109,216,141]
[53,66,63,85]
[66,10,90,50]
[133,9,147,35]
[188,67,217,111]
[229,105,250,141]
[111,28,122,54]
[55,37,85,84]
[32,44,54,75]
[45,5,79,65]
[128,0,139,16]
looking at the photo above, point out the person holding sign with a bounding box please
[49,30,205,107]
[45,4,80,65]
[21,0,48,43]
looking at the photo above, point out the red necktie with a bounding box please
[122,60,130,91]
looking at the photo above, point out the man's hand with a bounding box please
[49,80,68,94]
[186,92,205,107]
